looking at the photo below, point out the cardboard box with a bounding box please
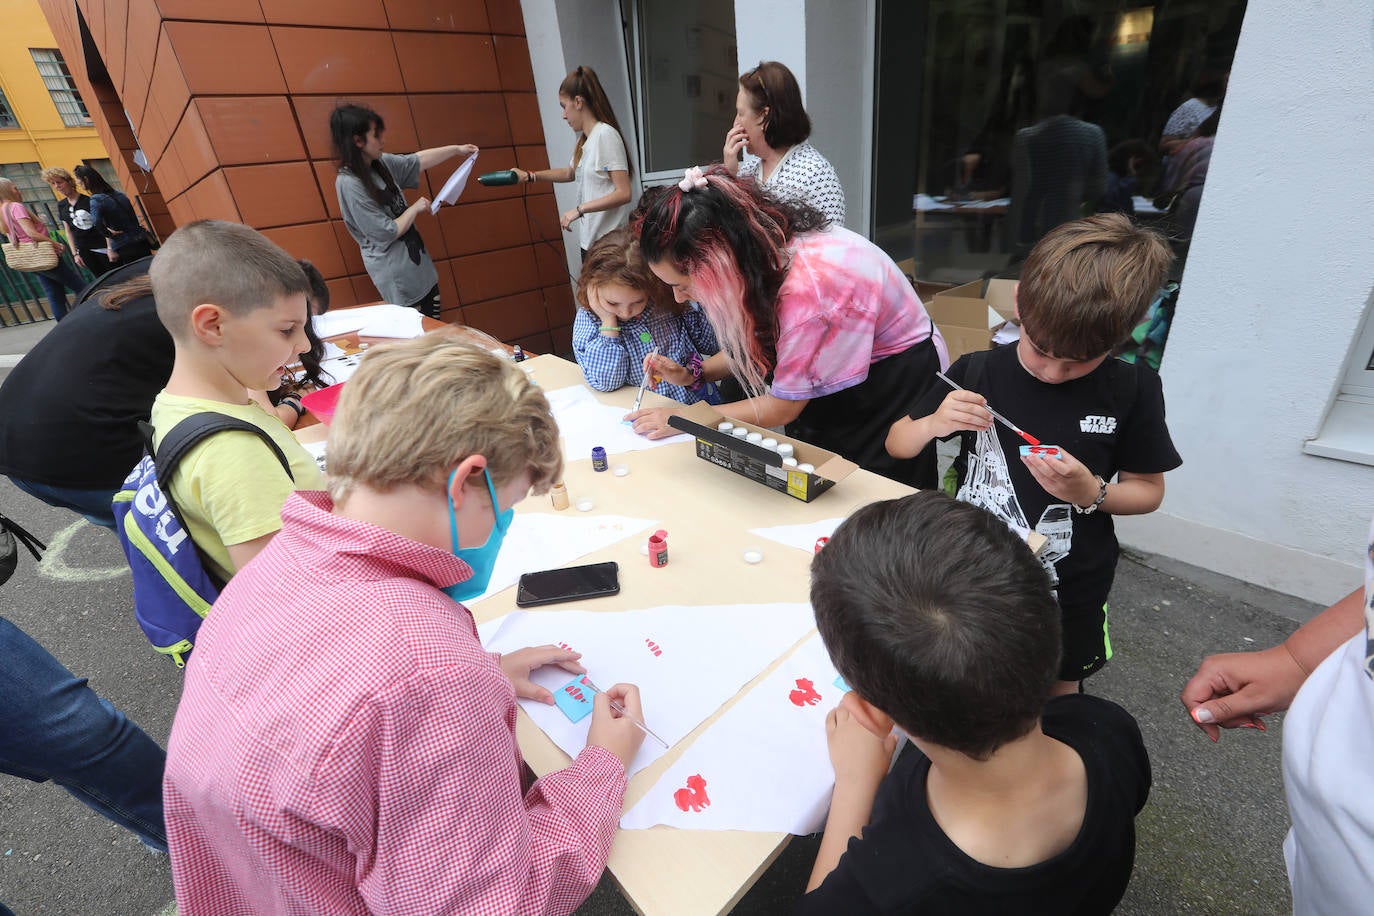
[667,402,856,502]
[925,278,1019,363]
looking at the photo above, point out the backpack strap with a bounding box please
[151,413,295,485]
[136,413,297,589]
[0,511,47,561]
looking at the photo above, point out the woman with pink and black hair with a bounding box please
[626,165,948,488]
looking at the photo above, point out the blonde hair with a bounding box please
[0,178,21,203]
[41,167,73,185]
[326,332,563,502]
[149,220,309,340]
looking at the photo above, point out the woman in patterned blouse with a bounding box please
[721,60,846,225]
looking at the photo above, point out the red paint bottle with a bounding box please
[814,536,829,554]
[648,530,669,568]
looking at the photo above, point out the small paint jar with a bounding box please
[550,482,569,510]
[717,422,735,433]
[648,530,669,568]
[777,443,795,459]
[746,432,763,444]
[591,446,608,471]
[797,463,815,474]
[731,427,748,438]
[761,437,778,451]
[814,536,829,554]
[782,457,799,468]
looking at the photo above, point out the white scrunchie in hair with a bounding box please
[679,166,708,192]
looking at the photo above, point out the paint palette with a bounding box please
[1019,444,1063,460]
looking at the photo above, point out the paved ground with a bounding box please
[0,321,1313,914]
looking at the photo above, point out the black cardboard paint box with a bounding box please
[667,402,857,503]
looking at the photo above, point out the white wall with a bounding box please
[1114,0,1374,606]
[520,0,640,280]
[737,0,874,234]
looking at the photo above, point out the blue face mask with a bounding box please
[441,468,514,603]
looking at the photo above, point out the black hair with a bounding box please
[329,103,401,209]
[811,491,1062,760]
[633,165,828,384]
[73,164,116,196]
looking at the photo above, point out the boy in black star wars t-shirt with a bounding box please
[889,214,1181,694]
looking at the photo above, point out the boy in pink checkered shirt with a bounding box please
[164,333,645,915]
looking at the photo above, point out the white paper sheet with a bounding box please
[543,385,690,460]
[479,602,816,778]
[430,152,478,213]
[312,304,425,340]
[620,631,840,833]
[913,193,953,211]
[748,518,846,554]
[464,512,657,606]
[315,354,364,386]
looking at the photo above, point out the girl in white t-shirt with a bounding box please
[511,66,632,256]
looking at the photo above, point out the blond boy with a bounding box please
[164,334,645,914]
[148,220,325,580]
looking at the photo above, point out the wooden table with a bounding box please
[465,355,921,915]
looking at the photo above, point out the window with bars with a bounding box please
[0,162,60,232]
[0,89,18,129]
[29,48,91,127]
[83,158,123,192]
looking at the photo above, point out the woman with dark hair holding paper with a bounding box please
[330,103,477,318]
[625,165,946,488]
[721,61,846,225]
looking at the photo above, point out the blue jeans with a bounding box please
[0,617,168,851]
[9,477,118,530]
[34,258,86,320]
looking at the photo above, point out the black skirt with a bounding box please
[785,336,942,490]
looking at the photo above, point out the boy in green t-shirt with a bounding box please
[148,220,326,581]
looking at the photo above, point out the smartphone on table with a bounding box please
[515,561,620,608]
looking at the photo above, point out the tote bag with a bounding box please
[1,202,59,272]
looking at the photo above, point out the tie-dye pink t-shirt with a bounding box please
[771,226,948,401]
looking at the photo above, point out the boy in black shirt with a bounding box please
[889,214,1181,693]
[800,492,1150,915]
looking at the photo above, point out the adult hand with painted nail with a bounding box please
[642,353,691,389]
[499,645,586,705]
[624,405,684,439]
[1180,646,1301,741]
[1021,445,1099,506]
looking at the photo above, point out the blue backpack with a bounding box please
[112,414,293,667]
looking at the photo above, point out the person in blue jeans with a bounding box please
[0,615,167,850]
[0,177,87,320]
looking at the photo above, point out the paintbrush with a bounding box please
[582,676,669,749]
[631,346,660,412]
[936,371,1041,446]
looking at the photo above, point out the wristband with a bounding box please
[280,396,305,422]
[527,170,536,183]
[576,205,584,218]
[599,325,620,333]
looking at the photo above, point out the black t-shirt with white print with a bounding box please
[909,343,1181,611]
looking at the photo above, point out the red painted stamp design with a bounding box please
[673,774,710,813]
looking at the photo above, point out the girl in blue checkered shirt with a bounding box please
[571,227,722,404]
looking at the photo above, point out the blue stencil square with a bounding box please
[554,675,596,722]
